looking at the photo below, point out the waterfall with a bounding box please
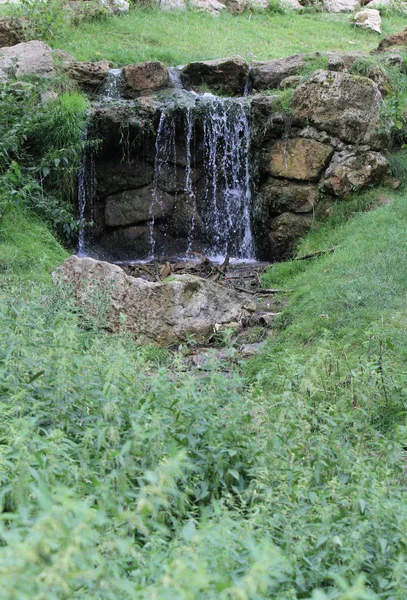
[101,68,123,100]
[199,95,254,259]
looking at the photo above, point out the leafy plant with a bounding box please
[11,0,70,41]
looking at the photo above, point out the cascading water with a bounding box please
[82,68,256,262]
[101,68,123,100]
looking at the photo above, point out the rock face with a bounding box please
[250,55,305,91]
[53,256,255,345]
[260,180,319,213]
[0,17,23,48]
[293,70,389,149]
[321,150,388,196]
[123,61,169,95]
[352,9,381,34]
[0,40,54,80]
[180,56,249,96]
[268,138,334,181]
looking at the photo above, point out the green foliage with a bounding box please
[0,80,90,239]
[272,87,295,114]
[387,149,407,184]
[12,0,69,41]
[268,0,286,15]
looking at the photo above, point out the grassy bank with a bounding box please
[51,8,407,65]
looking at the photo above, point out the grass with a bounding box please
[50,8,407,66]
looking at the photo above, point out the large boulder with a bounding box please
[352,9,381,34]
[0,17,23,48]
[104,187,176,227]
[158,0,187,7]
[180,56,249,96]
[293,70,390,149]
[321,150,388,196]
[250,55,305,91]
[123,61,169,95]
[52,256,255,345]
[54,49,112,91]
[267,138,334,181]
[0,40,54,80]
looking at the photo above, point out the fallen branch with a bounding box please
[295,247,338,261]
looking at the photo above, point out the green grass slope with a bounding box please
[1,187,407,597]
[52,8,407,65]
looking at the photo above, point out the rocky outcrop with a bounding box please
[0,17,23,48]
[0,40,54,80]
[352,9,381,34]
[293,70,390,149]
[321,150,388,196]
[53,256,255,345]
[180,56,249,96]
[123,61,169,95]
[189,0,226,14]
[267,138,334,181]
[260,180,319,213]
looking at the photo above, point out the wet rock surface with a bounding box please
[123,61,170,95]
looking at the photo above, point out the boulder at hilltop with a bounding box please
[53,256,256,345]
[293,70,390,149]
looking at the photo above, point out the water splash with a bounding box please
[77,163,87,257]
[185,105,197,253]
[101,68,123,100]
